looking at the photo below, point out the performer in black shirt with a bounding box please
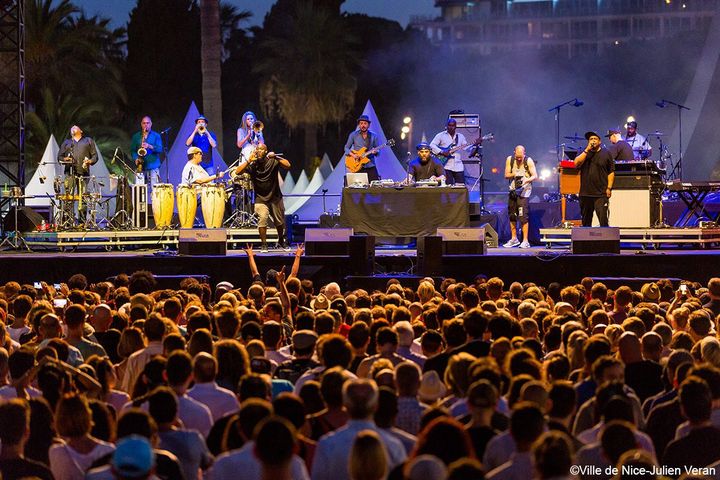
[57,125,99,223]
[57,125,98,176]
[573,131,615,227]
[605,128,634,162]
[408,142,445,182]
[234,144,291,252]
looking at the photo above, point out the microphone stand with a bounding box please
[161,127,172,183]
[657,99,690,180]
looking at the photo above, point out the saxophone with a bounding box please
[137,129,148,173]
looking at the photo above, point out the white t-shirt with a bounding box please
[7,324,30,342]
[181,161,211,186]
[49,440,115,480]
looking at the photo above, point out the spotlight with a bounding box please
[540,168,551,181]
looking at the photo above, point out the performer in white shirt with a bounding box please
[181,146,224,186]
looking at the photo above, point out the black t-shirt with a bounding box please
[247,156,282,203]
[608,140,634,161]
[579,147,615,197]
[0,457,54,480]
[625,359,664,403]
[409,157,444,181]
[466,425,499,459]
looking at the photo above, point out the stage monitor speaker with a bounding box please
[571,227,620,254]
[608,189,660,227]
[436,227,487,255]
[2,206,44,233]
[417,235,443,276]
[482,223,498,248]
[305,228,353,255]
[349,235,375,276]
[178,228,227,255]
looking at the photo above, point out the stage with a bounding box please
[2,242,719,290]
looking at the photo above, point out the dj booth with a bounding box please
[340,186,469,237]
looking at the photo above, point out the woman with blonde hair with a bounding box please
[349,429,387,480]
[49,393,115,480]
[417,281,436,305]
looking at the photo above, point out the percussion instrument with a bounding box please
[176,185,197,228]
[200,184,226,228]
[57,194,81,202]
[232,172,253,191]
[151,184,174,228]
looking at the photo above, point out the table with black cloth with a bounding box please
[340,186,469,237]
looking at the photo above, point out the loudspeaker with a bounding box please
[481,223,499,248]
[571,227,620,254]
[417,235,443,276]
[305,228,353,255]
[178,229,227,255]
[349,235,375,275]
[436,227,487,255]
[2,206,44,232]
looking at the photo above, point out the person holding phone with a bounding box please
[573,131,615,227]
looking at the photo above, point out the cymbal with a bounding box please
[650,130,665,136]
[564,135,584,141]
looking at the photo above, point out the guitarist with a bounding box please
[344,114,381,182]
[430,118,467,185]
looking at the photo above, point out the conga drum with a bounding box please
[151,184,174,228]
[200,184,226,228]
[176,185,197,228]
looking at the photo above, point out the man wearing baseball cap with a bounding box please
[185,115,218,175]
[344,114,381,182]
[573,131,615,227]
[408,142,445,183]
[181,146,224,186]
[605,127,633,162]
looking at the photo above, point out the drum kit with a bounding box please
[50,173,109,231]
[562,129,674,178]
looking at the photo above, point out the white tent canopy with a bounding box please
[25,135,60,207]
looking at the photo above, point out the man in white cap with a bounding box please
[181,146,224,186]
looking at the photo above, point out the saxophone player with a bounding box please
[131,116,163,189]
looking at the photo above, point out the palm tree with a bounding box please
[200,0,223,154]
[254,1,359,164]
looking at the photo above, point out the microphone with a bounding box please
[97,181,105,187]
[161,127,172,134]
[573,99,584,107]
[656,100,667,108]
[111,147,119,164]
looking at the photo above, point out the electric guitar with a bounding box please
[344,139,396,173]
[436,133,495,165]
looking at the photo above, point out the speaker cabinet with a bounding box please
[178,229,227,255]
[305,228,353,255]
[437,227,487,255]
[2,206,45,233]
[417,235,443,276]
[349,235,375,276]
[571,227,620,254]
[481,223,499,248]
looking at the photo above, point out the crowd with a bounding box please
[1,265,720,480]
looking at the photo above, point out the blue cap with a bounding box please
[357,115,371,124]
[112,435,155,478]
[196,115,207,123]
[416,142,431,151]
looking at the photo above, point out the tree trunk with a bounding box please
[200,0,223,155]
[304,123,318,169]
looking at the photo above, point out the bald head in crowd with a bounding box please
[618,332,642,364]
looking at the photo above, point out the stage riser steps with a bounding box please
[540,228,720,248]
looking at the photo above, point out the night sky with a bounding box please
[73,0,438,28]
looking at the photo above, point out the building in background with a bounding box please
[410,0,718,58]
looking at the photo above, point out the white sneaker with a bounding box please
[260,244,268,253]
[519,241,531,249]
[503,238,520,248]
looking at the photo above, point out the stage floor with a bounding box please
[2,245,719,290]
